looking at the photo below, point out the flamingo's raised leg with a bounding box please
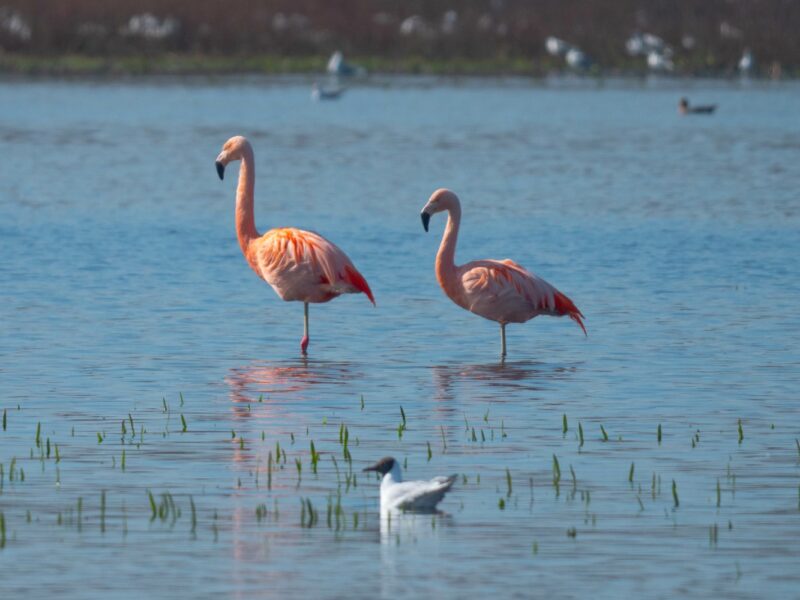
[500,322,507,359]
[301,302,310,355]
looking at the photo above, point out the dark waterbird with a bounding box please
[679,97,717,115]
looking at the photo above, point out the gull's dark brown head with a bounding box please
[363,456,396,476]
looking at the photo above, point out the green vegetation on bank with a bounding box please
[0,53,555,77]
[3,52,790,78]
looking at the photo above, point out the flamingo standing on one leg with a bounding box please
[420,189,585,358]
[215,136,374,355]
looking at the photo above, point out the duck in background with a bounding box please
[679,97,717,115]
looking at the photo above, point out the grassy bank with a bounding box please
[0,52,793,78]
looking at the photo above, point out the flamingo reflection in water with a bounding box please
[226,360,356,464]
[225,360,357,570]
[431,360,579,403]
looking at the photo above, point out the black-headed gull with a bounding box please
[363,457,456,512]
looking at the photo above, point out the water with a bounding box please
[1,76,799,598]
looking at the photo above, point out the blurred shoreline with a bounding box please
[0,52,796,80]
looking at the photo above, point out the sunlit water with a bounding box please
[1,76,799,598]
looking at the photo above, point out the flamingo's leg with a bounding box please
[301,302,310,355]
[500,323,507,359]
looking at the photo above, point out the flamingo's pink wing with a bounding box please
[460,259,585,333]
[255,228,374,304]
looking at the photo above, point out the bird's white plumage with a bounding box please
[369,459,456,512]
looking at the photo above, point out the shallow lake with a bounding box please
[1,75,799,598]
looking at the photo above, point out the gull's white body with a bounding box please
[378,461,456,512]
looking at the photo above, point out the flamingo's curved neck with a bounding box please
[435,200,461,295]
[235,144,260,255]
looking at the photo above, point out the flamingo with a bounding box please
[420,189,585,358]
[215,136,374,355]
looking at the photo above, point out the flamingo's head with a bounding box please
[420,188,459,232]
[215,136,250,180]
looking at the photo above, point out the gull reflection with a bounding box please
[379,510,454,599]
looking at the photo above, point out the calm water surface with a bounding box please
[1,76,799,598]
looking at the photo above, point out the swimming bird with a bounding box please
[215,136,374,355]
[326,51,366,77]
[363,457,456,512]
[679,97,716,115]
[420,189,585,358]
[311,82,344,101]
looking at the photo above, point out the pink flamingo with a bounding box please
[215,136,374,354]
[420,189,585,358]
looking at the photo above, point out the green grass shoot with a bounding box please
[552,454,561,485]
[738,419,744,444]
[100,490,106,533]
[498,497,505,510]
[657,423,662,444]
[562,414,568,435]
[400,406,406,427]
[2,408,6,431]
[506,468,512,496]
[427,441,432,462]
[600,425,608,442]
[310,441,320,473]
[35,422,41,447]
[147,490,157,520]
[578,422,584,448]
[360,394,364,410]
[181,414,187,432]
[628,462,635,483]
[672,479,679,508]
[716,478,721,507]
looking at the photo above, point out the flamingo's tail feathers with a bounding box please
[344,265,376,306]
[554,291,586,336]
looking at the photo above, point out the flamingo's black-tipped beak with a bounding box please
[215,161,225,180]
[421,211,430,232]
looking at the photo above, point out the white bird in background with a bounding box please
[363,457,457,512]
[739,49,755,74]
